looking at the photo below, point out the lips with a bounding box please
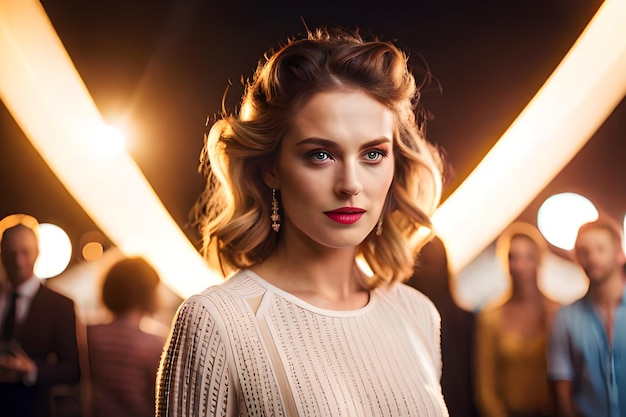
[324,207,366,224]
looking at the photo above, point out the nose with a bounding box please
[336,160,363,196]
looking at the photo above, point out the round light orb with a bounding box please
[537,192,599,250]
[82,241,104,261]
[35,223,72,278]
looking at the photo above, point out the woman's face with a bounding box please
[508,235,540,286]
[270,89,395,250]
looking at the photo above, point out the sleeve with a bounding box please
[156,295,238,417]
[36,295,81,386]
[546,308,574,381]
[403,286,443,381]
[428,299,443,381]
[474,310,508,417]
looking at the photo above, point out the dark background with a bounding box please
[1,0,624,267]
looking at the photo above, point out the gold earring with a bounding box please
[376,218,383,236]
[271,189,281,232]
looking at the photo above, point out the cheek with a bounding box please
[279,171,324,209]
[374,167,394,199]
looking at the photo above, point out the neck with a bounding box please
[114,309,144,327]
[252,237,369,309]
[510,281,543,303]
[8,275,33,290]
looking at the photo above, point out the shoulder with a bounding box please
[556,297,586,314]
[544,297,561,318]
[36,285,75,309]
[175,270,263,327]
[381,283,440,321]
[556,297,588,318]
[185,270,264,308]
[553,297,590,328]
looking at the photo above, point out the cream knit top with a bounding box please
[157,269,448,417]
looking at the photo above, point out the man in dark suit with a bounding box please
[0,220,80,417]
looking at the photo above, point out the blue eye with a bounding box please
[364,149,387,162]
[308,150,332,162]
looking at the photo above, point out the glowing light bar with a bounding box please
[0,0,220,297]
[433,0,626,274]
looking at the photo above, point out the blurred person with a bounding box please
[407,235,478,417]
[475,222,559,417]
[156,27,449,416]
[0,219,81,417]
[86,256,166,417]
[547,219,626,417]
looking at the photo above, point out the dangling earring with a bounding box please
[376,195,389,237]
[271,189,281,232]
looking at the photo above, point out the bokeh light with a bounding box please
[35,223,73,278]
[537,192,599,250]
[82,241,104,261]
[79,230,107,262]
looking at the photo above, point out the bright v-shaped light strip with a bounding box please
[433,0,626,273]
[0,1,625,294]
[0,0,220,297]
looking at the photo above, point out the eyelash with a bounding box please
[306,148,388,164]
[364,148,388,163]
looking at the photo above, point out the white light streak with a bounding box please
[0,0,221,297]
[433,0,626,273]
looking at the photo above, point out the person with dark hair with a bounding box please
[407,235,478,417]
[156,27,448,416]
[547,219,626,417]
[0,218,81,417]
[475,222,559,417]
[86,256,166,417]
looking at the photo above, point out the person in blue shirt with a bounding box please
[547,219,626,417]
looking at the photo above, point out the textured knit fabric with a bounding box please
[157,269,448,417]
[547,289,626,417]
[87,321,166,417]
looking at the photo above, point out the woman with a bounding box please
[157,27,447,416]
[87,257,166,417]
[475,222,560,417]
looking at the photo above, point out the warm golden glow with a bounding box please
[0,0,221,297]
[433,0,626,273]
[82,241,104,262]
[1,0,625,293]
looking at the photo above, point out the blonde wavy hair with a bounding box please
[192,27,444,287]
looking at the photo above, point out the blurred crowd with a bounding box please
[1,216,624,417]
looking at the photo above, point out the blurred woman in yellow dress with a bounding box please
[475,222,559,417]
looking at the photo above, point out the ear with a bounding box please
[260,160,280,190]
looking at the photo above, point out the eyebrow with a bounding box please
[295,137,392,149]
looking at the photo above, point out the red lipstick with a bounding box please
[324,207,366,224]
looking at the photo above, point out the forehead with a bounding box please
[576,228,615,248]
[289,90,394,139]
[1,227,38,250]
[509,235,538,250]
